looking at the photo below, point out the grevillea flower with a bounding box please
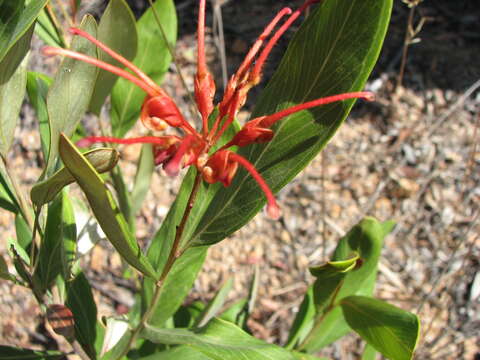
[43,0,374,219]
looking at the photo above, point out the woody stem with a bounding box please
[114,171,203,360]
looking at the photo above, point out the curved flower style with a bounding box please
[43,0,374,219]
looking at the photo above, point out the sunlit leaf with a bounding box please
[45,15,98,176]
[341,296,420,360]
[110,0,176,137]
[89,0,137,114]
[59,134,157,278]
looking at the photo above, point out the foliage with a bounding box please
[0,0,420,359]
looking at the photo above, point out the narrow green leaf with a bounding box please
[219,298,247,326]
[0,42,29,157]
[0,168,18,213]
[286,287,315,350]
[291,352,329,360]
[26,72,52,161]
[59,134,157,278]
[110,166,135,232]
[89,0,137,114]
[194,277,233,328]
[341,296,420,360]
[0,0,48,62]
[31,147,119,207]
[110,0,176,137]
[142,318,297,360]
[14,214,31,249]
[131,144,154,214]
[45,15,98,175]
[35,9,63,47]
[66,272,97,359]
[0,346,63,359]
[34,191,76,294]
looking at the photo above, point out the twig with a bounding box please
[114,171,203,360]
[212,0,228,89]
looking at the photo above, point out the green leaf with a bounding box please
[138,345,211,360]
[0,169,18,213]
[66,272,97,359]
[45,15,98,175]
[31,147,119,207]
[362,344,377,360]
[340,296,420,360]
[142,318,296,360]
[0,38,29,157]
[291,352,329,360]
[131,144,154,214]
[0,0,48,62]
[110,166,135,231]
[0,346,63,359]
[35,9,64,47]
[89,0,137,114]
[143,246,207,327]
[310,253,360,312]
[15,214,31,250]
[194,277,233,328]
[286,287,315,350]
[34,191,76,294]
[186,0,393,247]
[110,0,176,137]
[59,134,157,278]
[26,72,52,161]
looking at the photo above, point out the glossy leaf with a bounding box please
[341,296,420,360]
[186,0,393,247]
[0,346,63,359]
[31,147,119,207]
[138,346,210,360]
[0,41,29,157]
[59,134,157,278]
[66,272,97,359]
[110,0,176,137]
[89,0,137,114]
[142,318,297,360]
[45,15,98,175]
[26,72,52,161]
[34,192,76,294]
[0,0,48,62]
[299,218,392,352]
[194,277,233,328]
[131,144,154,214]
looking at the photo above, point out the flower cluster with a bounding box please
[43,0,373,219]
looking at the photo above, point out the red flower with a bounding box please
[43,0,373,219]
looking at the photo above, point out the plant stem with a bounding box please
[396,3,416,90]
[114,171,203,360]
